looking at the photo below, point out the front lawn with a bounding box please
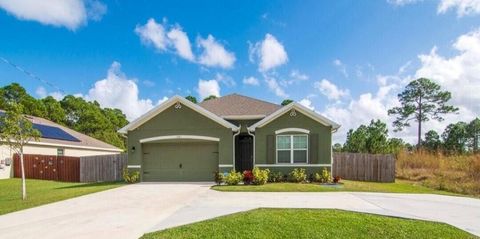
[0,178,125,215]
[212,179,458,195]
[142,208,475,239]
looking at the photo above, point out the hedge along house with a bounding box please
[118,94,340,182]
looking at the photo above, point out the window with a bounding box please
[276,135,308,164]
[57,148,64,156]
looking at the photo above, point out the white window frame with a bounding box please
[276,134,308,164]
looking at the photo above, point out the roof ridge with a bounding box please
[220,93,280,106]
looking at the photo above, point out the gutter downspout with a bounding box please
[246,127,255,167]
[232,125,241,171]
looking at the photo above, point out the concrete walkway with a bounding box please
[0,183,479,239]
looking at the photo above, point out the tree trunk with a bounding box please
[417,96,422,149]
[20,148,27,200]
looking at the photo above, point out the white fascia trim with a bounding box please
[255,164,332,167]
[219,164,234,167]
[28,141,123,152]
[127,165,141,169]
[275,128,310,134]
[222,114,265,120]
[248,102,341,132]
[118,95,240,134]
[139,135,220,143]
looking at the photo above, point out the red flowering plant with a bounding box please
[333,176,341,183]
[243,170,254,185]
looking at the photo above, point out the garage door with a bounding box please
[142,142,218,181]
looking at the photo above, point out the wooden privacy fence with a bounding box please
[13,154,80,182]
[80,154,127,182]
[332,152,395,182]
[14,154,127,182]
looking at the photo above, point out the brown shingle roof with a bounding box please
[198,94,281,118]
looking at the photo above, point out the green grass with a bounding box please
[142,208,475,239]
[212,180,458,195]
[0,178,125,215]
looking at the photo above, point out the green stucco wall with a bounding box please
[126,103,234,178]
[254,110,332,165]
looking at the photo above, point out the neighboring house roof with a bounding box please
[199,94,281,120]
[247,102,341,132]
[0,110,122,152]
[118,96,240,134]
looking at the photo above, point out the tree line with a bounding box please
[336,78,478,155]
[0,83,128,149]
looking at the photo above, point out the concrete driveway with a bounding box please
[0,183,479,239]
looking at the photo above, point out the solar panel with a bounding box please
[33,123,81,142]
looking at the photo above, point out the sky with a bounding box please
[0,0,479,143]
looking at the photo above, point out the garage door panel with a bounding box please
[142,142,218,181]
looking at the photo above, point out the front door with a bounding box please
[235,135,253,172]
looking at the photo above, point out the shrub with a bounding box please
[225,170,242,185]
[252,167,270,185]
[268,171,284,183]
[243,170,254,185]
[314,168,332,183]
[123,168,140,183]
[289,168,307,183]
[214,171,224,185]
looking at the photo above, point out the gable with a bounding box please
[118,96,239,134]
[248,103,340,132]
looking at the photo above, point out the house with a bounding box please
[118,94,340,182]
[0,111,123,179]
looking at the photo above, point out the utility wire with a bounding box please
[0,56,66,95]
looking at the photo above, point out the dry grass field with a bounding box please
[396,150,480,197]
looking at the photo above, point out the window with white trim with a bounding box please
[276,135,308,164]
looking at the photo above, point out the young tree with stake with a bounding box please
[0,103,40,200]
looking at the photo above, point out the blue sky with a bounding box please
[1,0,479,142]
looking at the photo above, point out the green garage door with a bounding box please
[142,142,219,181]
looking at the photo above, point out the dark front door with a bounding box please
[235,135,253,172]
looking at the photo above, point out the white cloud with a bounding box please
[321,75,402,142]
[299,98,315,111]
[213,73,236,87]
[35,86,65,100]
[0,0,106,30]
[197,78,220,100]
[136,18,237,67]
[314,79,349,101]
[243,76,260,86]
[167,26,195,61]
[250,34,288,72]
[387,0,480,17]
[290,69,309,81]
[333,59,348,78]
[415,27,480,119]
[197,35,236,69]
[142,80,155,87]
[157,96,168,105]
[387,0,421,6]
[85,0,106,21]
[35,86,47,98]
[135,18,168,51]
[438,0,480,16]
[83,61,161,121]
[263,73,287,98]
[324,29,480,143]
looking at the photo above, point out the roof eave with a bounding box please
[247,102,341,132]
[118,95,240,134]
